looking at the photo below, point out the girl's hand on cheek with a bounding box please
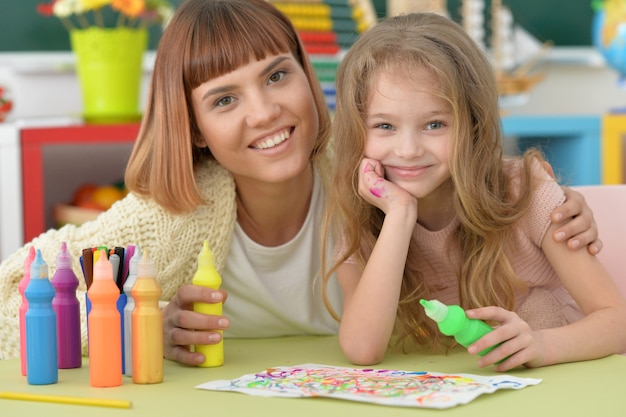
[358,158,416,214]
[466,307,547,372]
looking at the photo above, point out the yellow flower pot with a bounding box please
[70,27,147,124]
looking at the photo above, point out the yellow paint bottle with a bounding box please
[192,240,224,367]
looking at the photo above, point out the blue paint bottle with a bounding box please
[25,249,58,385]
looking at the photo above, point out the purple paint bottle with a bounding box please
[51,242,82,369]
[18,246,36,376]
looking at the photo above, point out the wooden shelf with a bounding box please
[20,123,140,242]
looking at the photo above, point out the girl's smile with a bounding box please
[384,164,432,179]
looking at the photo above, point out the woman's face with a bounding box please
[191,53,319,186]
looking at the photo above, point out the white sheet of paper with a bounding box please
[196,363,542,409]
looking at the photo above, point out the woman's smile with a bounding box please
[250,128,292,150]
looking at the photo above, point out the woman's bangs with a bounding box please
[186,12,297,89]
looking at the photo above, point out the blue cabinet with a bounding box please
[501,115,601,186]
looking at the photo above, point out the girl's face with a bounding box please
[191,53,319,186]
[364,68,453,202]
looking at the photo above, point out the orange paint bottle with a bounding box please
[87,249,122,387]
[131,251,163,384]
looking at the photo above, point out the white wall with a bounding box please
[0,51,155,122]
[503,48,626,116]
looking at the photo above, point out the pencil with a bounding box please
[0,391,132,409]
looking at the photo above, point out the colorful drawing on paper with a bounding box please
[195,363,541,409]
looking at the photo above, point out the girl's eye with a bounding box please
[426,120,445,130]
[268,70,287,84]
[215,96,234,107]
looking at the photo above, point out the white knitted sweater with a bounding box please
[0,159,237,359]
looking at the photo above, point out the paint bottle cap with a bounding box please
[123,246,142,292]
[23,245,36,276]
[29,249,49,280]
[93,249,113,281]
[129,246,142,276]
[137,250,156,277]
[420,299,449,323]
[197,240,215,267]
[55,242,73,270]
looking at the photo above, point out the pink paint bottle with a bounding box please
[87,249,122,387]
[18,246,36,376]
[51,242,82,369]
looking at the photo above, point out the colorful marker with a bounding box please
[113,246,125,289]
[109,254,121,290]
[121,245,136,288]
[81,248,94,289]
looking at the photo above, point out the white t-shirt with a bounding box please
[222,175,342,337]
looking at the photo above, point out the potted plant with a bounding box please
[36,0,175,123]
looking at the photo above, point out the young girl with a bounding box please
[322,12,626,372]
[0,1,602,364]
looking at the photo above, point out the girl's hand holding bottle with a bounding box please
[465,306,548,372]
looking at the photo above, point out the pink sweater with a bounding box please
[413,165,583,329]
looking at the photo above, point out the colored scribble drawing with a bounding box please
[196,363,541,409]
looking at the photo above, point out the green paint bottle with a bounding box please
[420,299,499,356]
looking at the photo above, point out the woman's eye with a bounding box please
[268,70,286,84]
[215,96,234,107]
[376,123,393,130]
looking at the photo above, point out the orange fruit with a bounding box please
[72,183,99,206]
[76,200,105,211]
[91,185,125,210]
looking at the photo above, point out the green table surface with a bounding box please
[1,335,625,416]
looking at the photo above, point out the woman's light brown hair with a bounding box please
[125,0,331,214]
